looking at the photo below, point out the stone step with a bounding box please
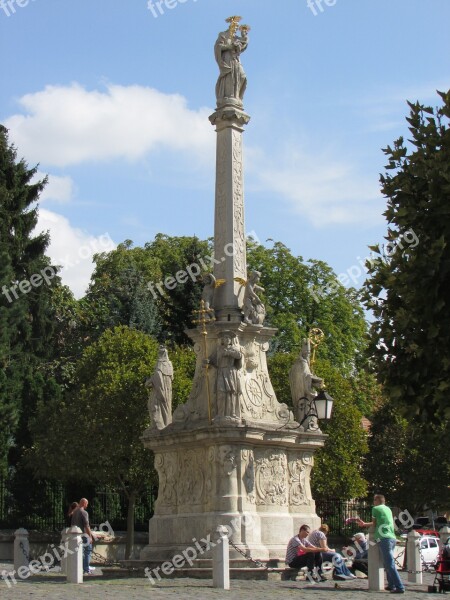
[101,565,301,581]
[119,558,286,570]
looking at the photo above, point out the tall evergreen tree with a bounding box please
[0,125,59,473]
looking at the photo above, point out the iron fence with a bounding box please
[315,497,372,538]
[0,475,155,532]
[0,474,371,537]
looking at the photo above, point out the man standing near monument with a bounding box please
[71,497,96,575]
[357,494,405,594]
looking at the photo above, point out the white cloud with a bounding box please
[33,171,75,203]
[7,82,383,228]
[5,83,214,167]
[248,144,383,227]
[36,208,115,298]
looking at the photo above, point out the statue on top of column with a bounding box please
[214,16,250,108]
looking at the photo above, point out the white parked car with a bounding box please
[419,535,440,566]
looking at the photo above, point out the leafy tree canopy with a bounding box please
[268,353,369,499]
[364,90,450,422]
[28,325,195,553]
[247,240,368,374]
[364,401,450,514]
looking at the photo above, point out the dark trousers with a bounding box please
[289,552,322,572]
[350,559,368,575]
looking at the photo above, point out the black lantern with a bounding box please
[314,390,334,421]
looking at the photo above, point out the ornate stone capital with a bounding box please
[209,107,251,130]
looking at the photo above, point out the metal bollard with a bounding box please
[14,528,30,577]
[60,527,70,575]
[66,526,83,584]
[406,530,422,584]
[213,525,230,590]
[368,527,384,591]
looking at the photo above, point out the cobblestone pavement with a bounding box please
[0,562,439,599]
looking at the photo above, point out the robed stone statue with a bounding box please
[214,17,249,108]
[146,346,174,430]
[289,339,324,430]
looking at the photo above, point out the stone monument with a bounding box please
[141,17,326,562]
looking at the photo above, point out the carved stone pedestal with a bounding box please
[141,421,325,561]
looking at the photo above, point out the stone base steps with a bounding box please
[100,562,301,581]
[119,558,286,570]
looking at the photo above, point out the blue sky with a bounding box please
[1,0,449,297]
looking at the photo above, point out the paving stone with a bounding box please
[0,561,437,599]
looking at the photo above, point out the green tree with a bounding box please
[364,90,450,422]
[84,235,211,346]
[145,234,211,345]
[0,125,59,474]
[28,326,195,554]
[29,326,158,557]
[268,353,369,499]
[364,402,450,513]
[247,241,367,374]
[83,240,161,343]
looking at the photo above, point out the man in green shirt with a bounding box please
[357,494,405,594]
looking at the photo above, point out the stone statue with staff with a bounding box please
[214,16,250,108]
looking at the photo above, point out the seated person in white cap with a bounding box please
[344,532,368,576]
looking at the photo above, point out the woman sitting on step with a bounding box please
[307,524,357,580]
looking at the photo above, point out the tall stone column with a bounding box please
[141,17,327,565]
[209,107,250,322]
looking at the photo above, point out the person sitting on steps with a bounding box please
[285,524,325,582]
[307,524,357,580]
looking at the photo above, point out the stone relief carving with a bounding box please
[178,450,204,506]
[242,449,256,504]
[232,129,246,277]
[288,455,312,506]
[155,453,178,507]
[214,133,228,279]
[205,446,215,497]
[218,445,238,496]
[255,452,288,506]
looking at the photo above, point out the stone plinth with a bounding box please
[141,318,326,562]
[171,322,303,429]
[141,418,325,561]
